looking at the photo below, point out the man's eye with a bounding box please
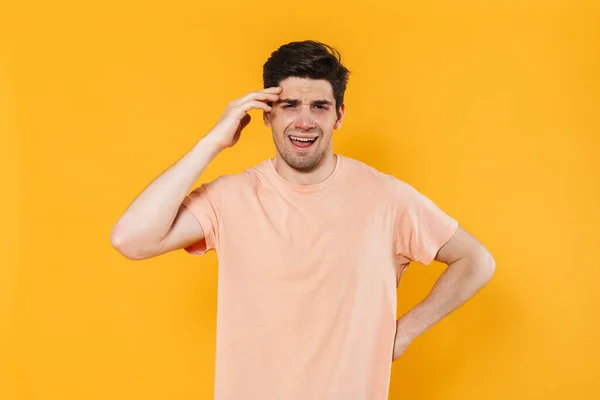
[282,104,327,110]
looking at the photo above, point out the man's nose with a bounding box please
[294,106,316,131]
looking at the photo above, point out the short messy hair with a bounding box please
[262,40,351,114]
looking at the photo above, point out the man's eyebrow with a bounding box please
[277,98,333,106]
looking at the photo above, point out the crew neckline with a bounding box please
[265,154,343,192]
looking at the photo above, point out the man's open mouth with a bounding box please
[289,135,318,149]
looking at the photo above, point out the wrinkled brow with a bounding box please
[277,98,333,106]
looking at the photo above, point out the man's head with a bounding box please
[262,40,350,172]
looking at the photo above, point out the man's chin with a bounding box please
[282,152,326,172]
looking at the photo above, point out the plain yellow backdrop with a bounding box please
[2,0,599,399]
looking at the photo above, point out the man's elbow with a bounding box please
[110,227,148,261]
[470,248,496,284]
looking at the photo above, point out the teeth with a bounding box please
[290,136,316,142]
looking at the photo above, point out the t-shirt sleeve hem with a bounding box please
[181,196,216,256]
[417,218,459,266]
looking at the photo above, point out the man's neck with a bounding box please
[271,153,337,186]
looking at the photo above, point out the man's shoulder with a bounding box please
[341,155,406,190]
[203,159,267,191]
[206,170,258,189]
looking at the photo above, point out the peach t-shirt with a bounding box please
[181,154,458,400]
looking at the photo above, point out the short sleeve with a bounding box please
[181,178,223,256]
[393,181,459,266]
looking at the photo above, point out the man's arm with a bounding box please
[110,87,282,260]
[392,225,495,360]
[110,136,223,260]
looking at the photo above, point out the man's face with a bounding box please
[264,77,345,171]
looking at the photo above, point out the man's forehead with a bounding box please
[278,77,334,101]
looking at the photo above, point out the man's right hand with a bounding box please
[207,86,283,150]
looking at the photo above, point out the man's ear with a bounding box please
[263,110,272,127]
[334,103,346,130]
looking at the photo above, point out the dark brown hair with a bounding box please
[263,40,350,113]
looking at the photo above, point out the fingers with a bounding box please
[226,87,281,122]
[238,99,272,113]
[246,92,280,103]
[261,86,283,94]
[233,87,282,106]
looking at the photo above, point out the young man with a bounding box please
[111,40,495,399]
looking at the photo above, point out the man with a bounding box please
[111,40,495,399]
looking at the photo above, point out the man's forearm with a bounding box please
[110,135,223,257]
[395,253,495,343]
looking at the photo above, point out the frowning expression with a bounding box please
[264,77,345,171]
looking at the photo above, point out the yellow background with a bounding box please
[2,0,599,399]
